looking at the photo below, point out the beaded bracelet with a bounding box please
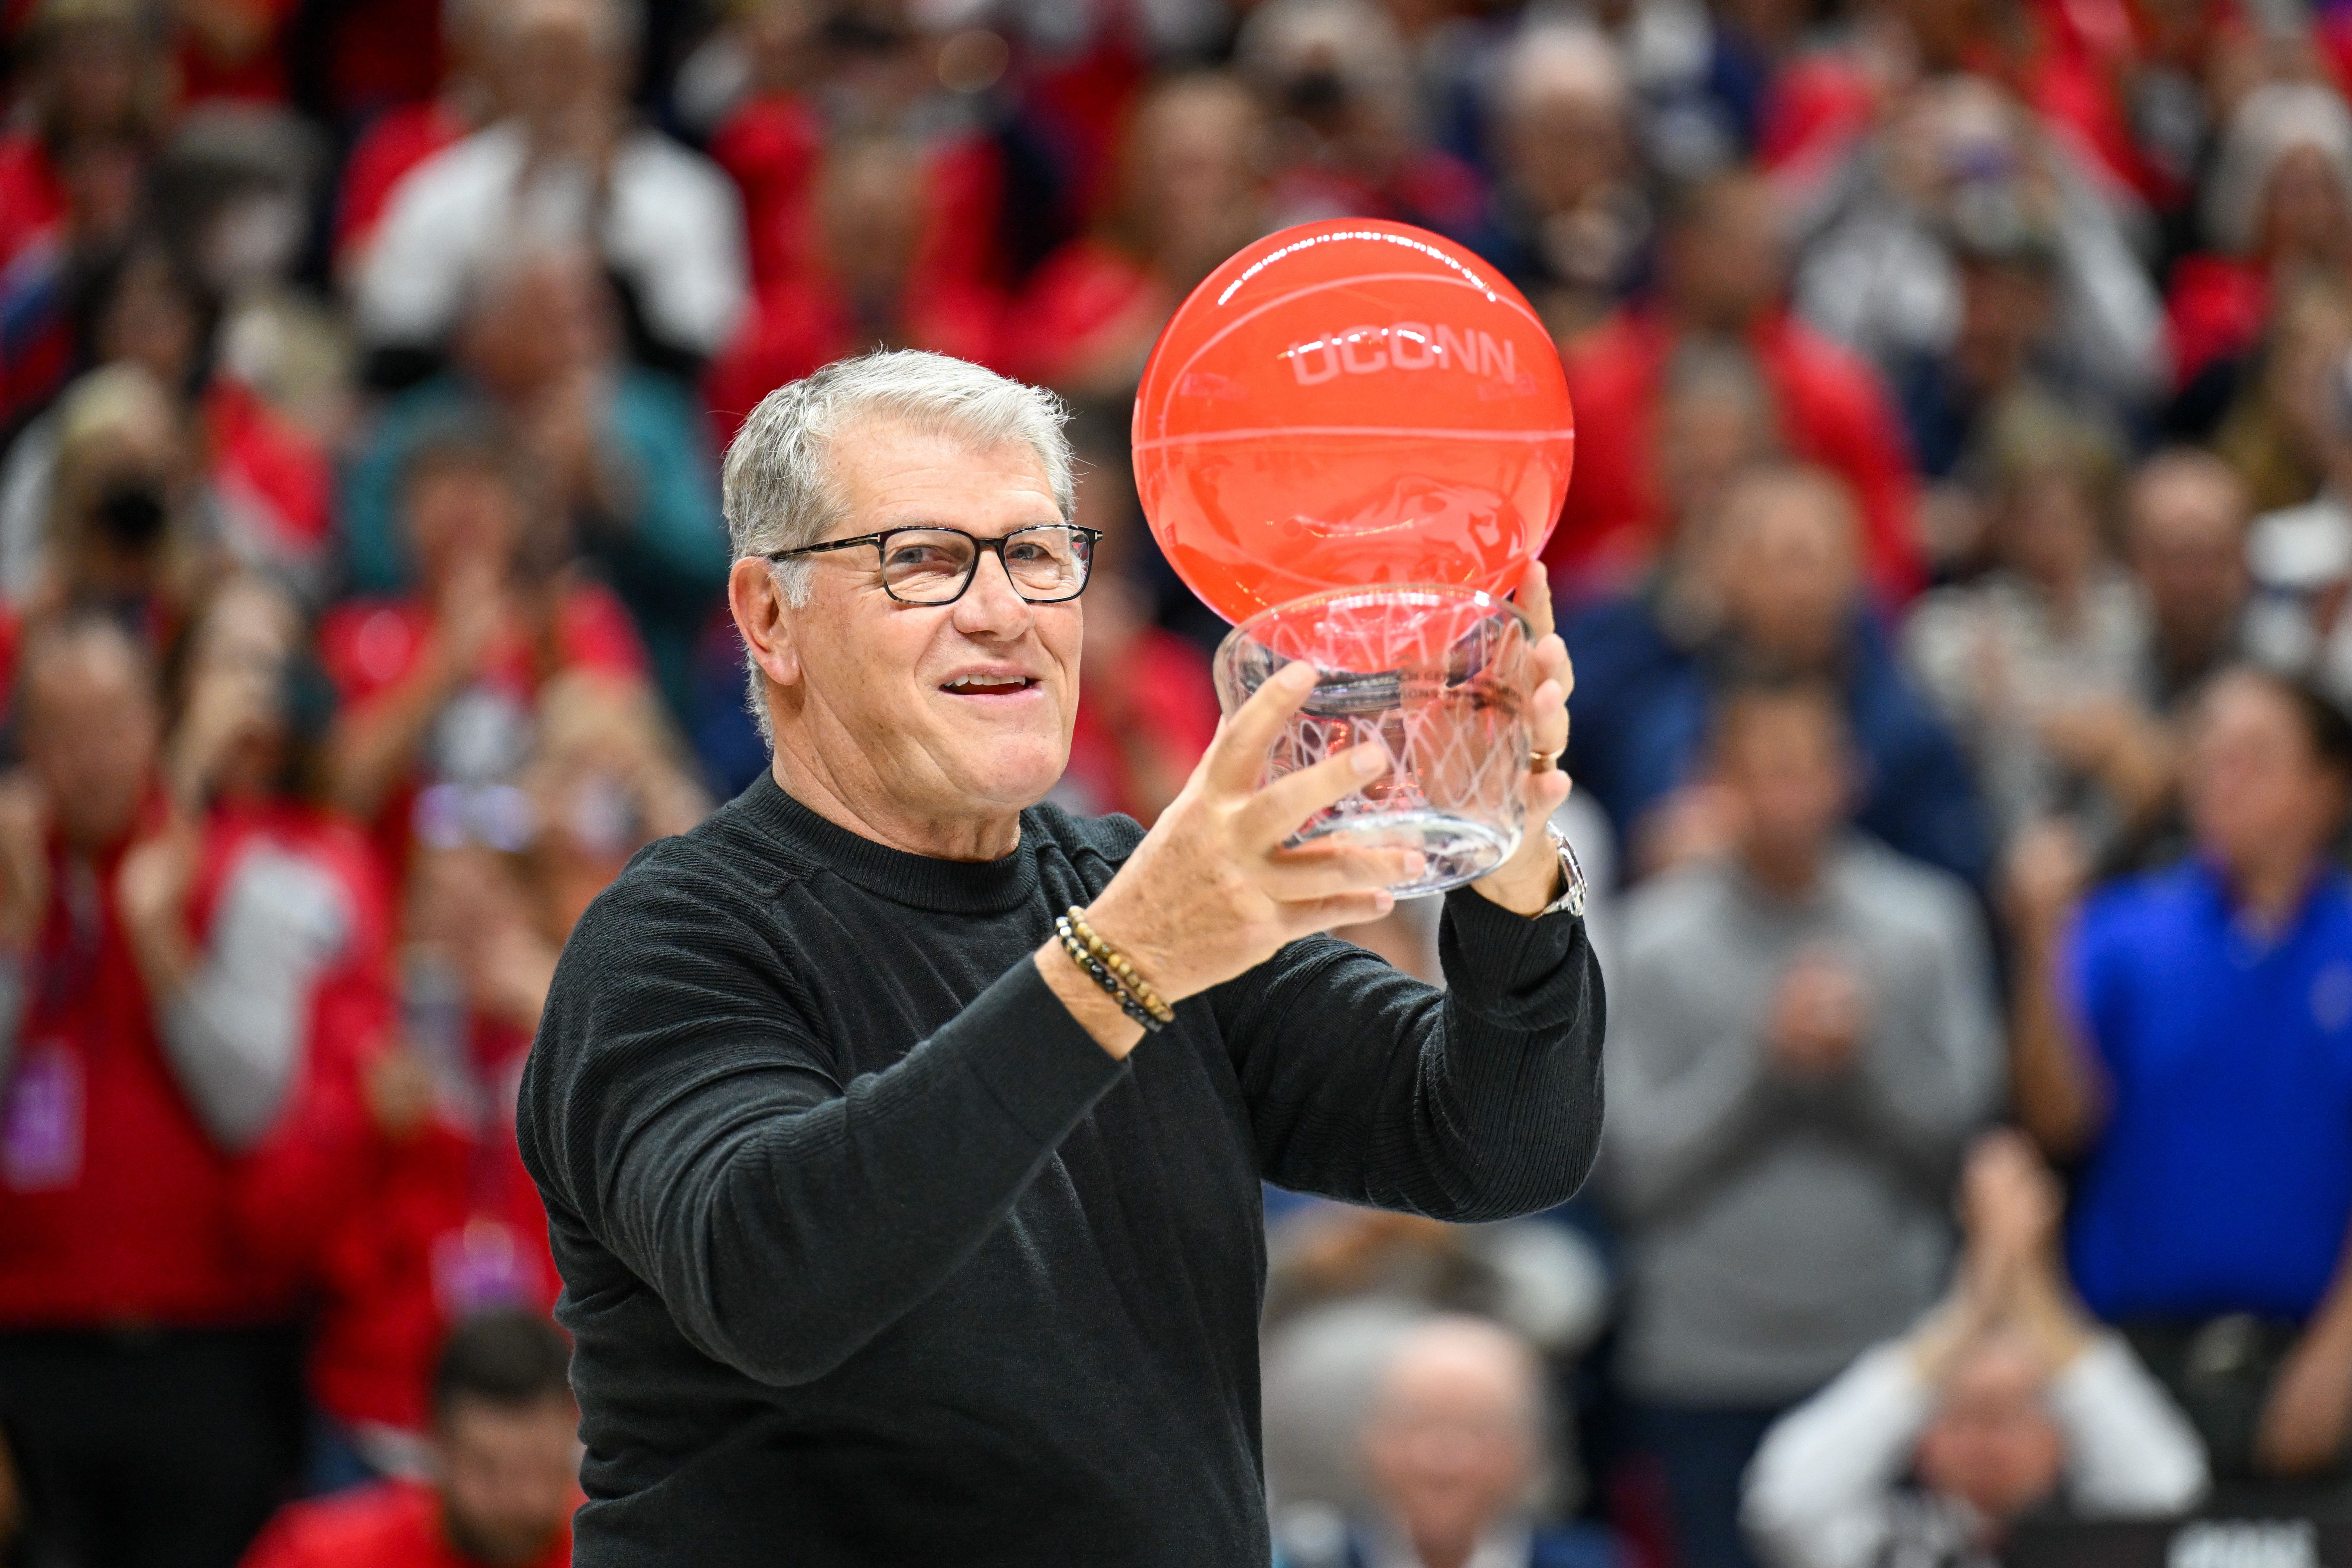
[1062,907,1177,1025]
[1055,917,1165,1032]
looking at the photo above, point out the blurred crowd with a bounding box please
[4,0,2352,1561]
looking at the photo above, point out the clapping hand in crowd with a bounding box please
[2032,697,2178,829]
[1912,1132,2091,1387]
[0,776,47,953]
[1765,947,1868,1079]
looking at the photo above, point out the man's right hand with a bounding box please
[430,556,510,686]
[1069,659,1423,1015]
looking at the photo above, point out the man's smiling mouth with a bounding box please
[941,674,1038,697]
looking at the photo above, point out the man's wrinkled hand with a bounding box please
[1472,560,1576,916]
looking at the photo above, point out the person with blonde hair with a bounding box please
[37,363,211,627]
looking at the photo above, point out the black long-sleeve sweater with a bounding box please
[516,772,1605,1566]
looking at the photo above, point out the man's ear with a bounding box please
[728,556,803,694]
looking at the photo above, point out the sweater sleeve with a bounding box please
[1214,887,1604,1222]
[520,857,1128,1388]
[2050,1335,2210,1515]
[157,846,353,1153]
[1739,1342,1930,1568]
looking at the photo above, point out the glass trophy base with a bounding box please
[1214,584,1532,896]
[1293,809,1517,894]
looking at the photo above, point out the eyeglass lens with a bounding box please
[880,527,1092,604]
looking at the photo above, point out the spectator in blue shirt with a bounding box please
[2006,665,2352,1483]
[1564,463,1990,886]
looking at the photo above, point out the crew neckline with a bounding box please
[740,772,1041,916]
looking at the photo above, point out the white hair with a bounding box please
[2206,83,2352,255]
[493,0,645,59]
[1495,18,1628,124]
[1235,0,1410,101]
[722,349,1075,742]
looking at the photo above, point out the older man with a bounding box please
[1742,1133,2205,1568]
[516,350,1604,1564]
[1354,1316,1619,1568]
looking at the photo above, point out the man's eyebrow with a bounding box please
[872,513,1068,535]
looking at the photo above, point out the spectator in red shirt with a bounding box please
[277,669,701,1490]
[1014,73,1271,399]
[282,837,564,1488]
[2168,84,2352,416]
[704,135,1010,448]
[328,0,505,280]
[240,1311,580,1568]
[700,0,1009,301]
[0,606,387,1568]
[320,429,651,874]
[1550,170,1924,604]
[0,0,167,427]
[697,0,824,292]
[1234,0,1487,241]
[0,0,169,275]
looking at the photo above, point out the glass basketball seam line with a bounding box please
[1132,426,1579,453]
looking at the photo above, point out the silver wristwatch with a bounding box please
[1538,824,1588,919]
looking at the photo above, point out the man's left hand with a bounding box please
[1473,560,1575,917]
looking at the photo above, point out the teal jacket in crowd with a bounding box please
[340,369,732,718]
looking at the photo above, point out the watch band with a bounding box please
[1538,824,1588,919]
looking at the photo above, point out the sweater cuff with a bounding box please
[948,953,1131,1147]
[1436,885,1592,1030]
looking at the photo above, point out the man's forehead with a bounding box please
[832,418,1055,507]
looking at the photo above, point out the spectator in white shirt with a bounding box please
[1742,1131,2208,1568]
[353,0,746,377]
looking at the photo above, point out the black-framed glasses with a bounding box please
[767,524,1103,605]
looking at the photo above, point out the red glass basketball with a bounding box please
[1132,220,1574,626]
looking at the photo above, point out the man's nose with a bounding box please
[950,549,1035,636]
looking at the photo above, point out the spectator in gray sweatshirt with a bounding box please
[1602,672,2005,1568]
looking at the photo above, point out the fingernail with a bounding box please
[1372,890,1395,914]
[1351,744,1388,777]
[1401,852,1427,878]
[1279,661,1316,688]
